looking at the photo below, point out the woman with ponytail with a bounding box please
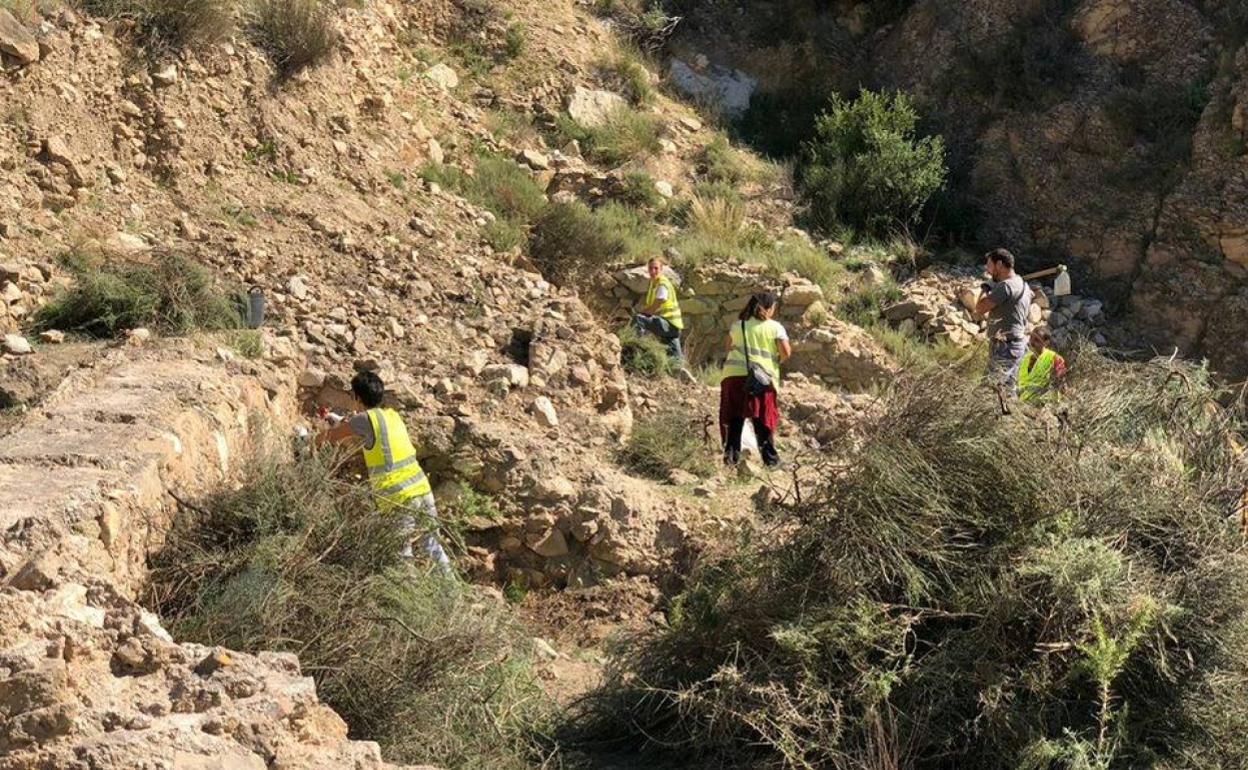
[719,291,791,466]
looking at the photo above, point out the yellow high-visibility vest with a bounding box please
[721,318,783,389]
[1019,349,1060,403]
[645,275,683,330]
[362,408,431,511]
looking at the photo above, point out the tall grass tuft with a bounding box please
[80,0,233,49]
[246,0,339,77]
[148,451,550,769]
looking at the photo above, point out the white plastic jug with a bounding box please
[1054,265,1072,297]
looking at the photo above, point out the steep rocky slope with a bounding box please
[665,0,1248,375]
[0,0,908,765]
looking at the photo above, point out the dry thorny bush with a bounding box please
[570,352,1248,770]
[147,449,553,770]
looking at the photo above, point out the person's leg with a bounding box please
[1001,340,1026,397]
[415,493,453,574]
[724,419,745,465]
[753,419,780,466]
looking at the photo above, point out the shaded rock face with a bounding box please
[673,0,1248,375]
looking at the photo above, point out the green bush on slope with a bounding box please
[799,88,946,238]
[148,452,549,770]
[573,354,1248,769]
[35,250,241,338]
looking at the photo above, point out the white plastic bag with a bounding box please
[740,419,759,456]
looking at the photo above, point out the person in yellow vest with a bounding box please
[632,255,684,361]
[316,371,452,572]
[1018,327,1067,404]
[719,292,790,466]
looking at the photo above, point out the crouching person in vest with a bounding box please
[632,255,684,361]
[1018,327,1067,404]
[317,371,452,574]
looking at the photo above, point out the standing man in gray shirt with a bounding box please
[974,248,1032,397]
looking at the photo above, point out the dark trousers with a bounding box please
[632,314,683,361]
[722,418,780,466]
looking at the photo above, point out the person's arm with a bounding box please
[974,283,998,317]
[778,338,792,363]
[723,333,735,354]
[1052,356,1068,392]
[314,421,357,449]
[641,284,666,315]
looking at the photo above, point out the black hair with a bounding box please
[739,291,779,321]
[1032,326,1052,345]
[986,248,1016,270]
[351,370,385,408]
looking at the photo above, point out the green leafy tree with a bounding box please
[799,89,947,236]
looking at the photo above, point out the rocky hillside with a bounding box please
[664,0,1248,376]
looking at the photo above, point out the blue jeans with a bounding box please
[987,338,1027,396]
[633,314,683,361]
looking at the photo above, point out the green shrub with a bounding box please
[504,21,525,59]
[602,51,654,105]
[422,154,548,249]
[1104,78,1209,190]
[246,0,338,77]
[560,107,662,166]
[529,201,658,283]
[148,452,549,769]
[620,408,716,480]
[617,325,675,378]
[35,250,241,338]
[574,356,1248,769]
[691,179,740,203]
[226,329,263,359]
[80,0,232,49]
[838,279,903,327]
[617,170,665,209]
[799,89,946,237]
[699,135,749,185]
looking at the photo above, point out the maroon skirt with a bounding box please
[719,376,779,433]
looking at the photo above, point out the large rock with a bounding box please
[0,9,38,64]
[425,63,459,90]
[667,59,757,118]
[567,87,627,128]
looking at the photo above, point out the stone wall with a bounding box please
[0,341,422,770]
[607,262,898,391]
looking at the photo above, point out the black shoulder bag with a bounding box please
[741,319,772,396]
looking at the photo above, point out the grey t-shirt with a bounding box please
[987,274,1031,341]
[347,412,376,450]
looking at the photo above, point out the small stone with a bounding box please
[1,280,20,303]
[125,327,152,346]
[287,275,309,300]
[152,63,178,86]
[426,137,444,165]
[194,649,233,677]
[532,638,560,660]
[530,396,559,427]
[38,329,65,344]
[425,63,459,90]
[519,148,550,170]
[679,115,703,132]
[654,180,674,198]
[526,527,569,557]
[296,368,326,388]
[3,333,31,355]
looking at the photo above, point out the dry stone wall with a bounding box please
[0,341,424,770]
[608,262,898,391]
